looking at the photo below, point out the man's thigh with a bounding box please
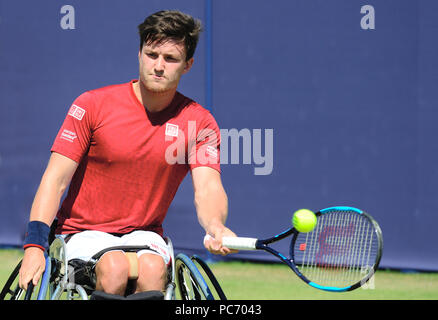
[62,230,171,265]
[120,230,171,266]
[62,230,121,262]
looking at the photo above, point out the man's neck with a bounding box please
[132,80,176,113]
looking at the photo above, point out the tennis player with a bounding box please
[18,10,236,297]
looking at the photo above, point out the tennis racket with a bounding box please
[222,206,383,292]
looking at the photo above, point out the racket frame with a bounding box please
[225,206,383,292]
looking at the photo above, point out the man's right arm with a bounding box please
[19,152,78,290]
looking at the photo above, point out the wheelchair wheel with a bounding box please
[175,253,214,300]
[0,260,25,300]
[191,255,227,300]
[0,257,52,300]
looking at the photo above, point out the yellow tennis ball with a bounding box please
[292,209,317,233]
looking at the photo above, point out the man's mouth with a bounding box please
[152,74,165,80]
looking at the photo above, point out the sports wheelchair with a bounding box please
[1,231,227,300]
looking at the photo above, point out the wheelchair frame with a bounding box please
[1,234,226,301]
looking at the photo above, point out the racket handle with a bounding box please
[222,237,258,250]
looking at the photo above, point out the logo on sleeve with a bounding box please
[206,146,218,158]
[68,104,86,120]
[165,123,179,137]
[60,129,77,143]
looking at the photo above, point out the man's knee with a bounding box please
[139,254,166,275]
[137,253,167,291]
[95,251,130,294]
[97,251,130,275]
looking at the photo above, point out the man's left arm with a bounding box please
[191,166,237,255]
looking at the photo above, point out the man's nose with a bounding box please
[154,56,165,74]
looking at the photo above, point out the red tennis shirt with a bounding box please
[52,80,221,236]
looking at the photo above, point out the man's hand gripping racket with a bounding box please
[213,206,383,292]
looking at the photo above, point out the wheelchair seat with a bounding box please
[1,232,227,301]
[48,235,176,300]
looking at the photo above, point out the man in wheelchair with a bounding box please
[16,10,237,300]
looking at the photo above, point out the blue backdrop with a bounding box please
[1,0,437,271]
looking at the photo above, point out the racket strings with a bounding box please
[295,210,378,288]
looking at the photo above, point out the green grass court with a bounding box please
[1,249,437,300]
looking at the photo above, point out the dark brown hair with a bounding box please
[138,10,202,61]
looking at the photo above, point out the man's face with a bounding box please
[138,40,193,93]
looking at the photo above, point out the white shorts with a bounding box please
[60,230,171,266]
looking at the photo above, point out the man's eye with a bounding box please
[146,52,157,58]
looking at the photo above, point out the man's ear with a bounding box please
[183,57,194,74]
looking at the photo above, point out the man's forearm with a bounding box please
[194,182,228,235]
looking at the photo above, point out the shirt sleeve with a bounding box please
[188,111,221,173]
[50,92,95,163]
